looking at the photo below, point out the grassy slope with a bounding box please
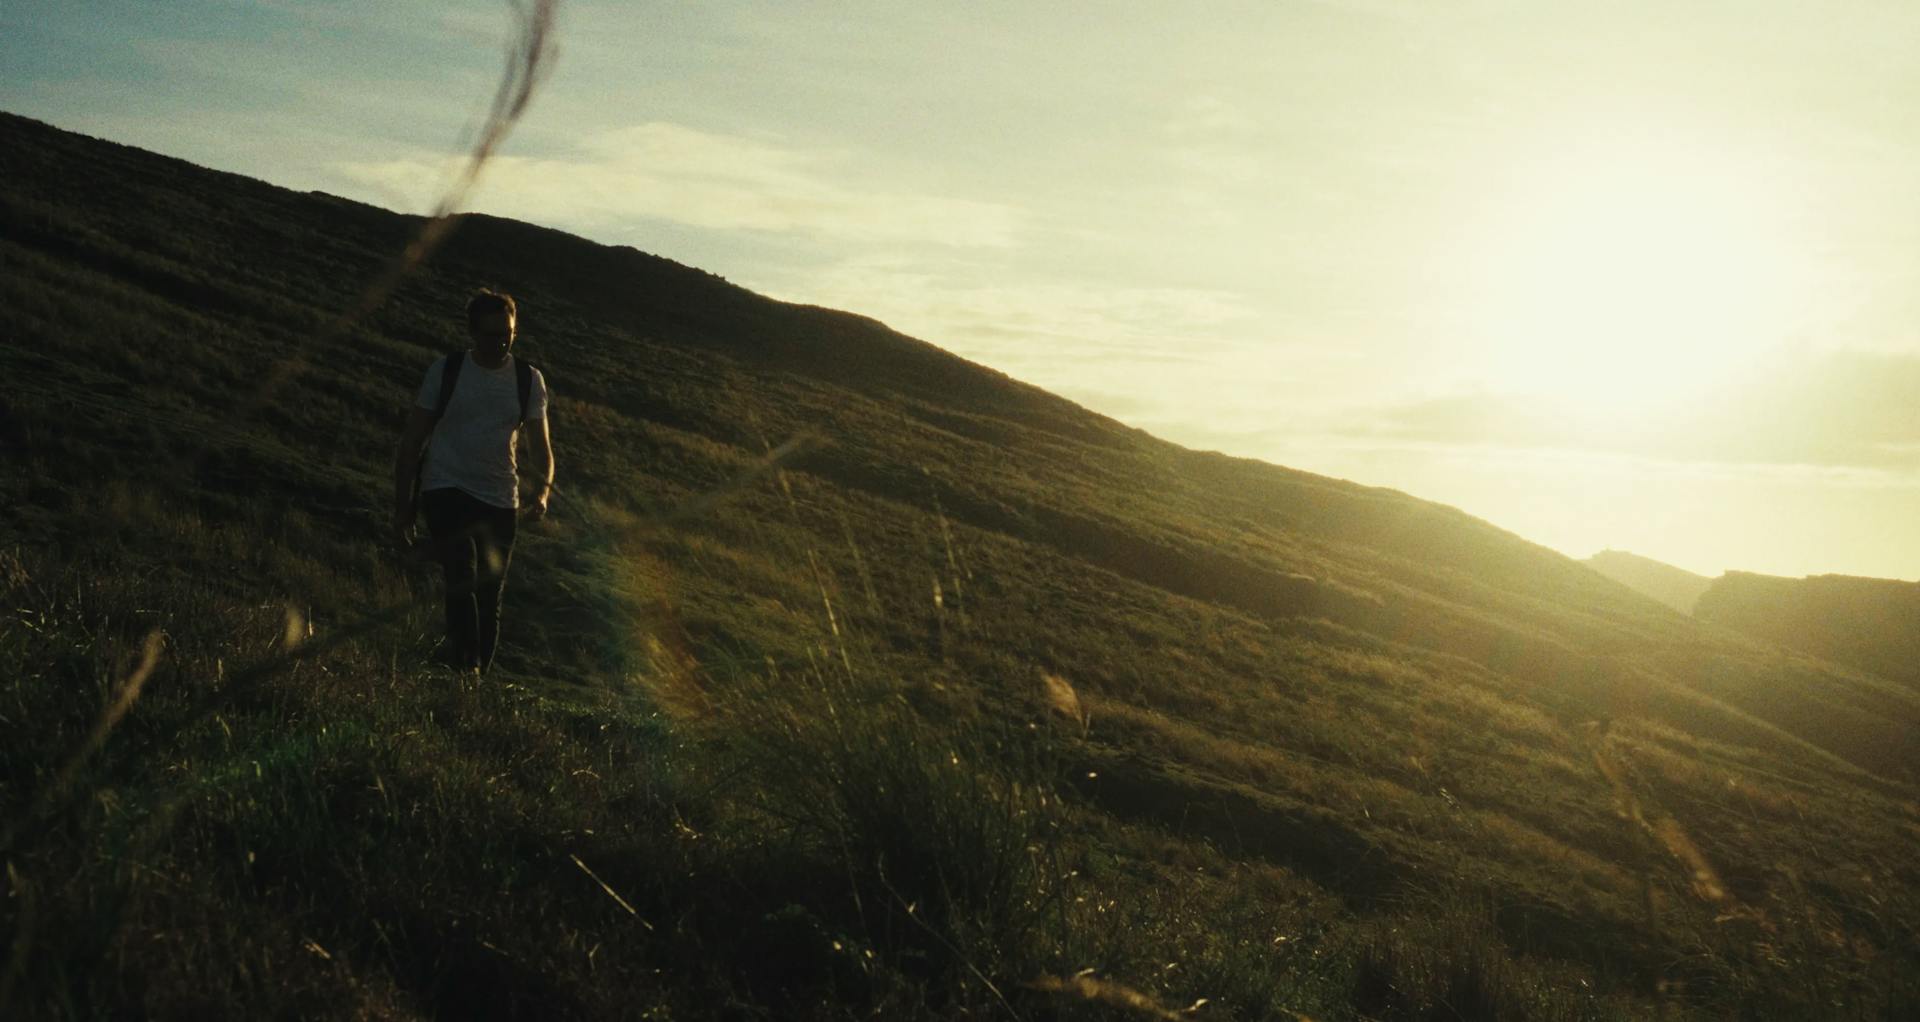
[4,112,1919,1019]
[1582,551,1713,616]
[1696,572,1920,696]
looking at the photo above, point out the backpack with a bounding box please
[410,353,542,511]
[432,351,539,426]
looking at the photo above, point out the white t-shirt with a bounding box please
[415,353,549,509]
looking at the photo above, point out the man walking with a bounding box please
[392,289,553,674]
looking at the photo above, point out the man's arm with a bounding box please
[392,408,436,546]
[523,415,554,521]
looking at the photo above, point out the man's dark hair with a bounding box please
[467,288,517,323]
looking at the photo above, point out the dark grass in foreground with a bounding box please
[0,549,1564,1020]
[6,535,1902,1021]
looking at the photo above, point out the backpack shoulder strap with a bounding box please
[515,358,538,425]
[433,351,465,422]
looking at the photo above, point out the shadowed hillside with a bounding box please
[1584,550,1713,615]
[1697,571,1920,694]
[5,111,1919,1019]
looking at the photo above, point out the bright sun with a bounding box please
[1467,127,1804,415]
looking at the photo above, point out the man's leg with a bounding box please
[422,488,483,670]
[472,502,518,673]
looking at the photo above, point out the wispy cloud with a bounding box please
[772,252,1277,424]
[1330,348,1920,472]
[333,122,1022,248]
[1153,94,1274,215]
[789,252,1253,359]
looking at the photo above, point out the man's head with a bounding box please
[467,289,518,362]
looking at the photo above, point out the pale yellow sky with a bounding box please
[6,1,1918,579]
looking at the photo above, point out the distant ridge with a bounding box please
[1697,571,1920,694]
[1583,549,1712,614]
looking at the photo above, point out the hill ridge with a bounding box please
[1583,549,1714,615]
[1697,570,1920,695]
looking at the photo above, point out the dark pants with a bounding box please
[422,487,517,672]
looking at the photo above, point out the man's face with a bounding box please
[470,310,516,359]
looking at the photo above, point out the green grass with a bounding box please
[4,110,1919,1019]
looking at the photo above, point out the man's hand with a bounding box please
[523,415,554,525]
[390,508,417,554]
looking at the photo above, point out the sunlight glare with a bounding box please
[1469,126,1803,415]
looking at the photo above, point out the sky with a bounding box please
[5,0,1919,580]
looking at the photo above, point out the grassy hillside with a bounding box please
[4,111,1919,1019]
[1696,571,1920,696]
[1583,551,1713,616]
